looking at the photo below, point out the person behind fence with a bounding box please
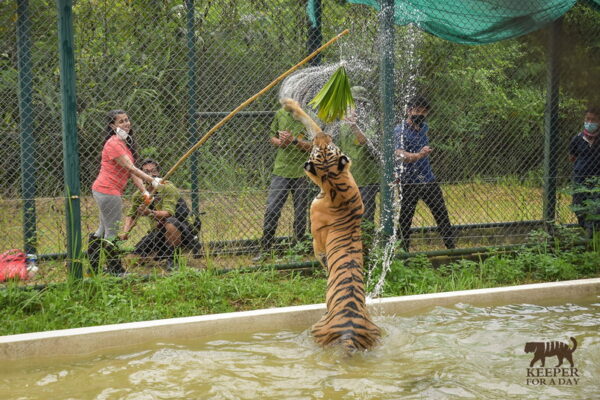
[394,96,456,252]
[569,106,600,235]
[118,159,201,270]
[253,103,313,261]
[88,110,163,275]
[338,86,380,227]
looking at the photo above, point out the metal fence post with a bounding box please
[16,0,37,256]
[379,0,396,238]
[543,18,562,225]
[57,0,82,278]
[185,0,200,215]
[307,0,322,66]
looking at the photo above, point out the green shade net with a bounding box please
[308,0,600,45]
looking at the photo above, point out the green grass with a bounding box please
[0,267,327,336]
[1,242,599,336]
[375,247,600,296]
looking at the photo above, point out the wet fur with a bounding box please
[281,98,381,352]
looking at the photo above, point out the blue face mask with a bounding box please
[584,122,599,133]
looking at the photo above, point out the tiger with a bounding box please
[524,337,577,367]
[280,97,381,353]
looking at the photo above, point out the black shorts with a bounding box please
[133,217,197,258]
[164,217,196,245]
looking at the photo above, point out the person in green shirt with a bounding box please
[254,105,313,260]
[119,159,201,270]
[338,86,381,225]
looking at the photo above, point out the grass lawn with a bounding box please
[1,240,598,336]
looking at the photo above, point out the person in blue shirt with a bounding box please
[569,106,600,234]
[394,96,455,251]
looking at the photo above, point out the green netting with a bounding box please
[308,0,600,44]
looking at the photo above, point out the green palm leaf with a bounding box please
[308,66,355,123]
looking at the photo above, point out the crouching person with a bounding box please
[119,159,201,270]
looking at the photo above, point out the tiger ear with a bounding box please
[338,155,349,171]
[304,161,317,176]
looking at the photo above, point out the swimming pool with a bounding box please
[1,279,598,399]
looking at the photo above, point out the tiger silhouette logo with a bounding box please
[524,337,577,367]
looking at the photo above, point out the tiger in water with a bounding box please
[280,98,381,352]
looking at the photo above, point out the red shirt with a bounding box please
[91,135,134,196]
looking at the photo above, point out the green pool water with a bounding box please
[2,297,599,399]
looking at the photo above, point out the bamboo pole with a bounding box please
[163,29,349,180]
[128,29,350,232]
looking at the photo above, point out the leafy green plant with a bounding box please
[482,255,525,284]
[569,177,600,233]
[531,255,578,281]
[309,66,355,123]
[526,229,552,251]
[405,254,433,269]
[281,239,312,263]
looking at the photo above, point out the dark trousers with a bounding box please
[398,181,455,251]
[360,184,379,225]
[134,217,196,261]
[261,175,311,250]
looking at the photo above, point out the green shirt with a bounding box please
[338,124,380,186]
[270,108,310,178]
[127,182,183,230]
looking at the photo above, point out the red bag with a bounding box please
[0,249,28,282]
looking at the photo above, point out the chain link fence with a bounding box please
[1,0,599,281]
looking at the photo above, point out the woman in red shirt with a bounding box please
[88,109,162,274]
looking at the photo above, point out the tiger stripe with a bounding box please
[280,97,381,353]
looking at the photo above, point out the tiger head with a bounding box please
[304,140,354,201]
[280,97,356,202]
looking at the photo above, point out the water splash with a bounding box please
[279,60,375,140]
[367,21,423,300]
[278,19,423,299]
[279,64,340,110]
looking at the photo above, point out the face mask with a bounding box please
[584,122,599,134]
[115,127,129,140]
[410,114,426,127]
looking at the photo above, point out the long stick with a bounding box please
[163,28,349,180]
[126,29,350,234]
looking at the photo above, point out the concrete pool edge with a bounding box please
[1,278,599,361]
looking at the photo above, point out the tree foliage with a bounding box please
[0,0,599,197]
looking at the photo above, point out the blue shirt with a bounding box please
[394,122,435,183]
[569,132,600,184]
